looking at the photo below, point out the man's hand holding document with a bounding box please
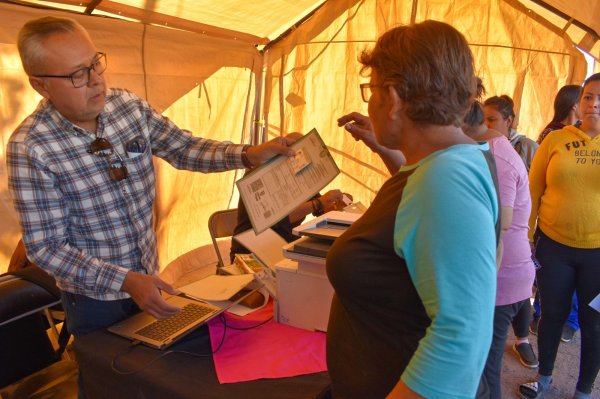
[236,129,340,234]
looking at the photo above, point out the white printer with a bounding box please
[275,211,360,332]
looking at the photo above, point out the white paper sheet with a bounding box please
[178,274,254,301]
[291,210,361,237]
[236,129,340,234]
[233,228,287,270]
[207,287,270,316]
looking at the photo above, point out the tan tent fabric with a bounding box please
[0,0,595,272]
[108,0,326,42]
[264,0,586,206]
[0,2,261,270]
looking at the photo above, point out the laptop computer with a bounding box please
[108,288,257,350]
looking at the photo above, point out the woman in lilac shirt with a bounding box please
[463,98,536,398]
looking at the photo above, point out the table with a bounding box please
[75,325,330,399]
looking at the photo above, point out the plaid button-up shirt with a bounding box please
[7,88,246,300]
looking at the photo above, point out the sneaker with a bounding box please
[519,380,551,399]
[529,318,539,335]
[513,343,539,368]
[561,325,576,343]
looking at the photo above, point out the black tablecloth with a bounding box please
[75,325,330,399]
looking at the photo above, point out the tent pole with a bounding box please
[263,1,328,53]
[252,50,267,145]
[84,0,103,14]
[410,0,418,24]
[529,0,598,38]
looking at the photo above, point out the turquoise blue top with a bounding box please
[327,143,498,399]
[396,144,498,397]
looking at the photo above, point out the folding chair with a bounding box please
[0,273,77,397]
[207,208,239,268]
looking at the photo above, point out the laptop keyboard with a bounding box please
[135,302,216,342]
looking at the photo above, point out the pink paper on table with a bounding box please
[207,300,327,383]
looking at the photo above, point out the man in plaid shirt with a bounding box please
[7,16,293,337]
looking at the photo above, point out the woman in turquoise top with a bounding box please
[325,21,498,399]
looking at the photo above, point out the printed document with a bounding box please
[237,129,340,234]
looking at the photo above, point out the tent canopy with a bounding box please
[1,0,598,272]
[11,0,327,45]
[11,0,600,53]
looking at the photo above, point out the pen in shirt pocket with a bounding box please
[126,136,146,158]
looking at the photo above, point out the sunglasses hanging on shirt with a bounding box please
[88,137,128,181]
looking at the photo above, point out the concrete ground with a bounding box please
[502,328,599,398]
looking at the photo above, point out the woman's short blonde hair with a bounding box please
[18,16,87,75]
[359,20,476,127]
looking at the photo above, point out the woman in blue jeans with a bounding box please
[463,92,535,399]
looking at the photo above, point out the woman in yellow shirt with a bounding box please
[519,73,600,399]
